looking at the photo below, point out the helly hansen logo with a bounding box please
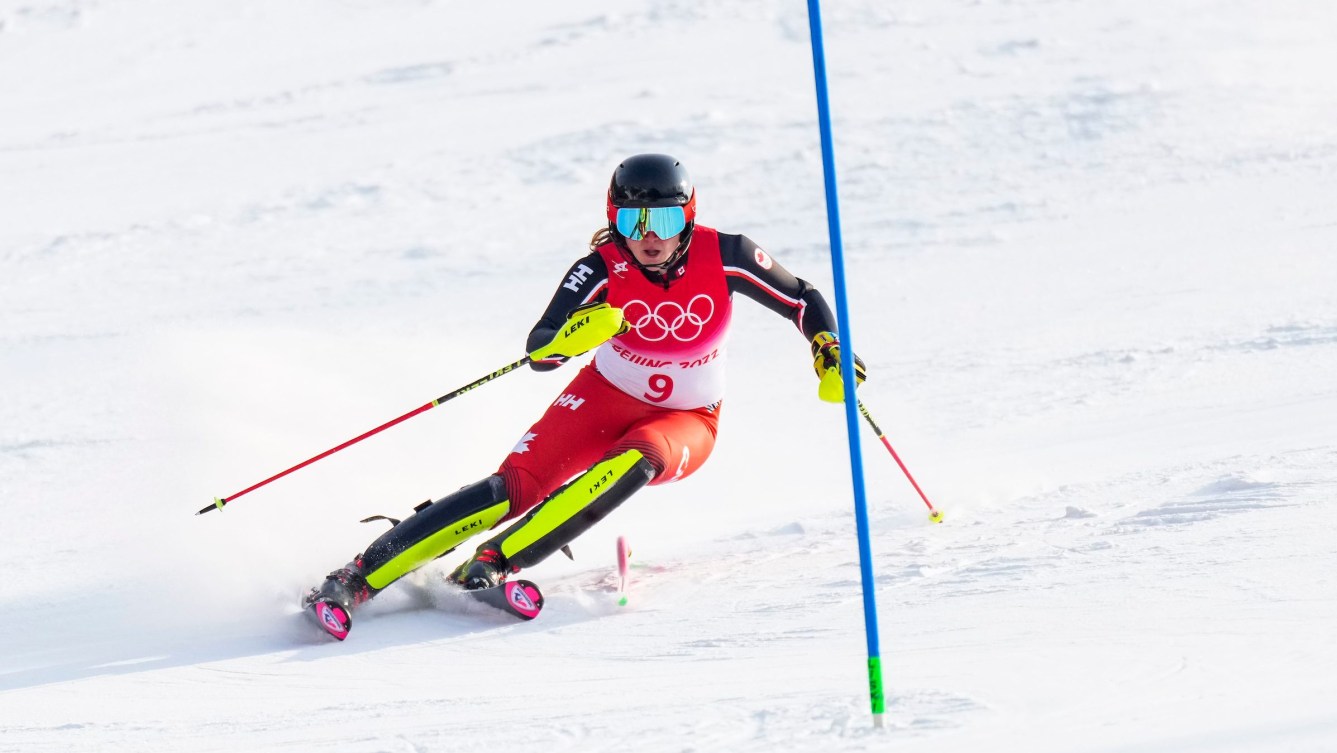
[563,263,595,293]
[553,394,585,411]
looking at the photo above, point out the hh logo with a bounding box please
[553,394,585,411]
[563,263,595,293]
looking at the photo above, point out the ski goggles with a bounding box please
[613,206,689,241]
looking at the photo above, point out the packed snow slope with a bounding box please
[2,1,1335,751]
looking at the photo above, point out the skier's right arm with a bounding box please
[525,254,619,370]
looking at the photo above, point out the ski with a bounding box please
[303,579,544,641]
[305,596,353,641]
[467,579,545,621]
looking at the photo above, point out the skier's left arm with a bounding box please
[722,233,866,402]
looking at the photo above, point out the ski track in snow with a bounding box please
[3,0,1337,751]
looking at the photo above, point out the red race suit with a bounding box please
[497,226,838,517]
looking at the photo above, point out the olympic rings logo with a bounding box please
[622,294,715,342]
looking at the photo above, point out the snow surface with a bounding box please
[3,0,1336,751]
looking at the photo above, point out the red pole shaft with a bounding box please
[874,433,937,514]
[199,356,530,515]
[210,401,436,511]
[857,401,939,515]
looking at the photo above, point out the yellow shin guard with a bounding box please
[487,449,655,571]
[360,476,511,591]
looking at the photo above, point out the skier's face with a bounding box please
[625,231,680,268]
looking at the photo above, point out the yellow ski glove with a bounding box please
[529,301,630,362]
[811,331,867,403]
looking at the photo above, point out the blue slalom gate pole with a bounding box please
[805,0,887,728]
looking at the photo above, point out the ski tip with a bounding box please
[307,599,352,641]
[504,580,544,620]
[467,579,545,620]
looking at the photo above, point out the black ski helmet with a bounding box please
[605,154,696,270]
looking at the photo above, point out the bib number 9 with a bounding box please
[644,373,674,403]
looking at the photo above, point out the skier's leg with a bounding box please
[495,363,648,517]
[453,404,721,588]
[453,448,657,588]
[621,403,721,487]
[359,475,514,589]
[307,365,639,619]
[306,475,511,612]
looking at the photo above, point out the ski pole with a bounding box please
[198,356,532,516]
[857,401,944,523]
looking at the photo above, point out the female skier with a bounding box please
[304,153,864,639]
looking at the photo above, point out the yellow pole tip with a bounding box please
[930,510,944,523]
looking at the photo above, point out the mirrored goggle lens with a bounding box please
[615,206,687,240]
